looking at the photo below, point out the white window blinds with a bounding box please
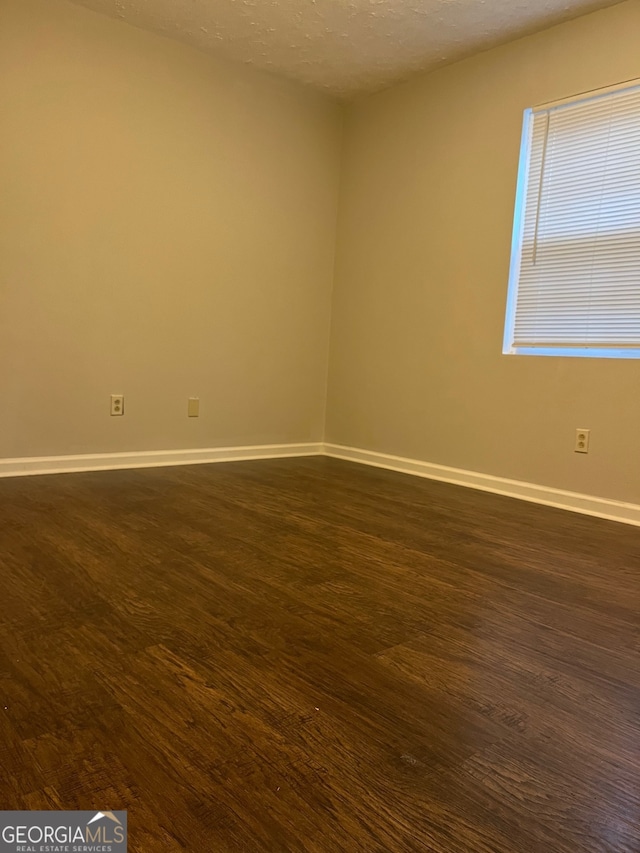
[504,81,640,358]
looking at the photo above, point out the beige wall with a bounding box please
[2,0,639,507]
[327,0,640,504]
[0,0,342,458]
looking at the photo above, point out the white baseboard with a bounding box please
[324,443,640,528]
[0,442,323,479]
[2,439,638,528]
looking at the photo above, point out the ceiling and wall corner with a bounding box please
[68,0,623,99]
[3,0,640,519]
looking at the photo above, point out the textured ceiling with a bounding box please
[69,0,621,98]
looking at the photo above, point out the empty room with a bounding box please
[0,0,638,850]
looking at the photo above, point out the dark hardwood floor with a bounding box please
[0,456,638,852]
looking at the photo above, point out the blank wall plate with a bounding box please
[187,397,200,418]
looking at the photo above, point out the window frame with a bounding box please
[503,80,640,360]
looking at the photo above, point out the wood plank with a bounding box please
[0,457,637,851]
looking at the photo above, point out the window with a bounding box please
[503,81,640,358]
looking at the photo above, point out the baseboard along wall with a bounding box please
[0,440,638,527]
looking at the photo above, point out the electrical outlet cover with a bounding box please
[575,428,590,453]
